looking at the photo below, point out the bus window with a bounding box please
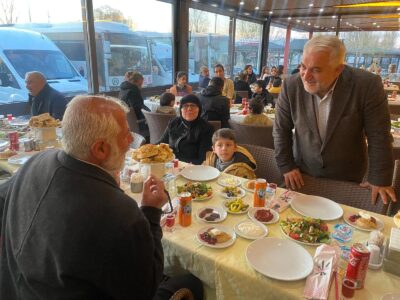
[0,58,19,89]
[109,46,150,76]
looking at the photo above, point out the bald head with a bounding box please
[62,95,129,161]
[25,71,47,96]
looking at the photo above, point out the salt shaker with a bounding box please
[130,173,144,193]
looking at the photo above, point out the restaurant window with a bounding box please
[267,24,287,70]
[0,0,87,111]
[92,0,173,90]
[233,19,262,77]
[188,8,231,82]
[287,29,309,74]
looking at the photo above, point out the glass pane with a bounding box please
[234,19,262,77]
[287,30,309,74]
[339,31,400,77]
[92,0,173,90]
[188,8,231,83]
[0,0,87,108]
[267,25,287,71]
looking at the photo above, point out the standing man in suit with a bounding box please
[273,35,396,205]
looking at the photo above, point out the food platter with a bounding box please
[7,152,37,165]
[241,179,256,193]
[234,220,268,240]
[176,182,213,201]
[217,176,241,187]
[180,165,220,181]
[343,212,384,232]
[290,194,343,221]
[246,237,313,281]
[248,207,279,225]
[222,198,250,214]
[220,186,246,199]
[196,225,236,249]
[196,206,227,223]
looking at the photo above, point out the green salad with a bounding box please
[280,217,330,244]
[177,182,212,199]
[391,120,400,129]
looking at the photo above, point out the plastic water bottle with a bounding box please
[265,183,277,207]
[163,162,176,198]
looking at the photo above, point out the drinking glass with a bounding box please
[341,278,356,300]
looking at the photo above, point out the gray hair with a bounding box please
[61,95,129,160]
[303,35,346,65]
[25,71,46,81]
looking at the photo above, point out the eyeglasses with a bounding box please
[181,104,198,110]
[162,189,174,214]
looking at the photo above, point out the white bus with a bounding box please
[0,28,88,104]
[16,22,173,91]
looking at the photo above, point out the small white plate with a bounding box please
[246,237,313,281]
[234,220,268,240]
[248,207,279,224]
[196,206,227,223]
[180,165,220,181]
[196,225,236,248]
[217,176,241,187]
[290,194,343,221]
[8,119,29,126]
[7,152,37,165]
[220,187,246,199]
[222,199,250,214]
[230,108,240,114]
[241,179,255,193]
[343,212,384,232]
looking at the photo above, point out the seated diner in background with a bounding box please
[169,71,192,96]
[234,70,252,103]
[0,95,203,300]
[242,96,273,126]
[26,71,67,120]
[260,65,271,80]
[156,92,176,115]
[158,94,213,165]
[251,80,275,108]
[203,128,256,179]
[266,66,282,89]
[214,63,234,102]
[198,66,210,89]
[244,64,257,85]
[268,77,282,94]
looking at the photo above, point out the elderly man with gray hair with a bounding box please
[25,71,67,120]
[0,95,203,300]
[273,35,396,205]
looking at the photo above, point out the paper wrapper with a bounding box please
[268,190,299,212]
[303,244,340,300]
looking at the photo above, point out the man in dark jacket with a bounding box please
[0,95,203,300]
[198,77,230,128]
[26,71,67,120]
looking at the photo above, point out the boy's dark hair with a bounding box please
[254,79,266,90]
[249,96,265,114]
[160,92,175,106]
[272,77,282,87]
[212,128,236,145]
[209,77,225,91]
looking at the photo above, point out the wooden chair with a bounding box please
[240,144,283,185]
[228,120,274,148]
[142,109,176,144]
[208,120,221,132]
[296,173,389,215]
[130,132,146,149]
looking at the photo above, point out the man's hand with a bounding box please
[283,168,304,190]
[141,175,167,209]
[360,181,397,205]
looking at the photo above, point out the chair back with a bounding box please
[235,90,249,99]
[142,109,176,144]
[208,120,221,132]
[296,174,389,215]
[240,144,283,185]
[229,120,274,148]
[126,109,140,133]
[130,132,146,149]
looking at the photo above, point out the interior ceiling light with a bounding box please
[332,15,337,18]
[211,3,218,7]
[309,3,314,7]
[307,22,311,25]
[288,16,292,20]
[239,1,244,5]
[335,1,400,8]
[373,22,377,25]
[269,10,273,14]
[397,7,400,10]
[377,25,381,27]
[319,8,324,12]
[255,6,259,10]
[296,19,301,22]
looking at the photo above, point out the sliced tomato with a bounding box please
[320,223,329,232]
[289,232,300,240]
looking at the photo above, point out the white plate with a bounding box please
[230,108,240,114]
[220,187,246,199]
[180,165,220,181]
[0,139,9,149]
[290,194,343,221]
[280,227,325,246]
[222,199,250,214]
[234,220,268,240]
[241,179,255,193]
[8,119,29,126]
[248,207,280,224]
[196,206,227,223]
[381,293,400,300]
[7,152,37,165]
[246,237,313,281]
[196,225,236,248]
[343,212,384,232]
[217,176,241,187]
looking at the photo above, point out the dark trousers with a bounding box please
[153,274,203,300]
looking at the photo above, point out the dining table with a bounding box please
[122,165,400,300]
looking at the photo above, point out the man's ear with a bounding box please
[336,64,345,76]
[91,140,111,161]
